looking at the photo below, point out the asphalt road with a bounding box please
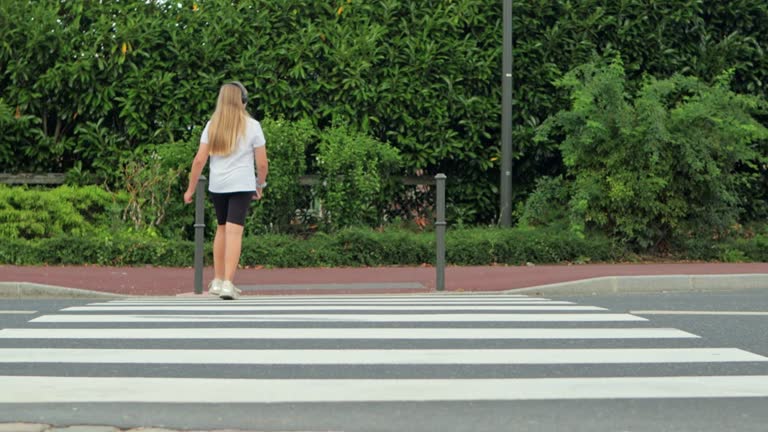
[0,289,767,432]
[557,288,768,357]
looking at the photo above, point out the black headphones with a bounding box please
[228,81,248,105]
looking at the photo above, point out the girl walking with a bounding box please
[184,81,268,300]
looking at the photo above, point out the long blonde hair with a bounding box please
[208,83,248,156]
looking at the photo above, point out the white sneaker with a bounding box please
[208,279,223,296]
[219,280,241,300]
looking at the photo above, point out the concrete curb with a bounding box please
[0,282,129,299]
[3,274,767,298]
[508,274,768,296]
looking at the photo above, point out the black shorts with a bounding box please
[209,191,254,226]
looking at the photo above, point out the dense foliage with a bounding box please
[314,124,402,229]
[0,184,123,239]
[4,1,768,223]
[534,59,768,249]
[2,1,768,263]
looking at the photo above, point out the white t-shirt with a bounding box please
[200,117,266,193]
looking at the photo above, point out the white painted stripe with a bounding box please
[178,293,537,297]
[92,298,557,305]
[0,348,761,364]
[107,295,541,303]
[63,305,603,312]
[3,376,768,402]
[31,313,646,323]
[632,310,768,316]
[0,311,36,314]
[111,292,544,303]
[0,327,696,339]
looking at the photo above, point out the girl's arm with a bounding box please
[184,142,210,203]
[253,146,268,200]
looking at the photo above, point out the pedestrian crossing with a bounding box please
[30,312,646,322]
[1,347,763,364]
[0,327,700,339]
[1,293,767,403]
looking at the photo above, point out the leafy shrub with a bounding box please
[0,99,42,172]
[537,58,768,250]
[1,234,194,267]
[446,227,619,265]
[245,117,314,234]
[150,140,202,239]
[327,228,433,266]
[517,176,571,228]
[119,146,186,234]
[240,228,432,268]
[67,120,128,185]
[719,234,768,262]
[719,249,749,263]
[314,125,401,230]
[0,185,123,240]
[673,232,768,263]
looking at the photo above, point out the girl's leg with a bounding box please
[209,192,230,288]
[213,224,227,281]
[223,222,244,282]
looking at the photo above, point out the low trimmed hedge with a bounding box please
[446,228,620,265]
[0,184,124,240]
[677,234,768,263]
[1,233,194,267]
[2,227,764,267]
[1,227,617,267]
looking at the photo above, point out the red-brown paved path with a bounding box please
[2,263,767,296]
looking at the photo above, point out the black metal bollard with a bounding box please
[193,175,206,295]
[435,174,446,291]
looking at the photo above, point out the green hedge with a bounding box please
[533,59,768,249]
[246,117,313,233]
[314,124,402,229]
[5,1,768,224]
[446,228,620,265]
[1,227,619,267]
[676,234,768,263]
[0,184,125,239]
[1,234,193,267]
[4,226,765,267]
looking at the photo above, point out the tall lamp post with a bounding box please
[500,0,513,226]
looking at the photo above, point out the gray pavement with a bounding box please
[0,425,266,432]
[556,288,768,358]
[2,399,768,432]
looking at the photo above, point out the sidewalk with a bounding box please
[1,262,767,296]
